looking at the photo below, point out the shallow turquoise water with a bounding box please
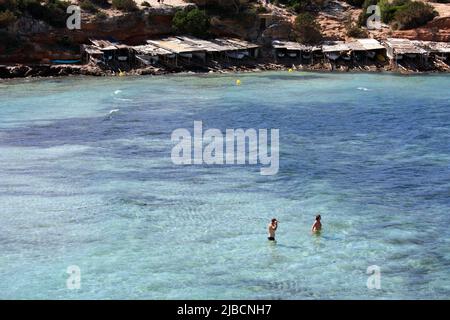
[0,72,449,299]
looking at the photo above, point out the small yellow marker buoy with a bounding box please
[288,68,293,73]
[236,79,241,86]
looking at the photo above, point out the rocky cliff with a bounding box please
[1,0,450,65]
[393,16,450,42]
[0,7,176,64]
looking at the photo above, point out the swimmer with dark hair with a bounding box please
[268,218,278,241]
[311,214,322,234]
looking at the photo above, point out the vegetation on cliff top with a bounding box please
[294,12,322,44]
[0,30,20,53]
[393,1,438,29]
[0,0,70,28]
[80,0,99,13]
[357,0,437,30]
[172,7,210,38]
[345,15,368,38]
[189,0,260,32]
[112,0,138,11]
[276,0,327,13]
[0,9,16,28]
[190,0,250,14]
[0,0,443,46]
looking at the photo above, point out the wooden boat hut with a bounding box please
[348,38,386,63]
[383,38,427,66]
[147,37,207,66]
[208,38,247,60]
[219,38,260,59]
[89,39,132,64]
[272,40,321,63]
[81,39,134,70]
[174,36,260,60]
[80,44,104,65]
[173,36,232,61]
[207,38,260,60]
[132,43,175,66]
[322,41,351,62]
[412,41,450,63]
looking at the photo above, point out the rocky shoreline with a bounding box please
[0,59,448,80]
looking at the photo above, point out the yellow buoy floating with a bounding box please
[288,68,293,73]
[236,79,241,86]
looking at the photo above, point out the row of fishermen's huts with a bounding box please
[80,37,450,71]
[273,38,450,68]
[81,37,261,71]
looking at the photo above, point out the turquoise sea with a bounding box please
[0,72,449,299]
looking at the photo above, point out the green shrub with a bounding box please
[198,1,242,18]
[0,0,17,12]
[90,0,109,6]
[358,0,437,29]
[23,0,71,28]
[56,35,77,49]
[345,0,365,7]
[141,1,151,7]
[256,5,268,13]
[0,0,20,14]
[0,9,17,28]
[0,30,20,53]
[80,0,98,13]
[345,15,368,37]
[0,0,74,28]
[393,1,437,29]
[95,11,107,20]
[294,12,322,44]
[282,0,309,12]
[378,0,408,24]
[172,8,210,38]
[291,2,307,12]
[277,0,325,13]
[112,0,138,12]
[357,0,377,27]
[346,23,368,38]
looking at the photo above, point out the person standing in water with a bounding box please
[268,218,278,241]
[311,214,322,233]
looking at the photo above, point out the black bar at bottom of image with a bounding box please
[0,300,447,318]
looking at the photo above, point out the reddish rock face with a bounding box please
[0,11,174,64]
[69,14,174,44]
[393,17,450,42]
[428,16,450,29]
